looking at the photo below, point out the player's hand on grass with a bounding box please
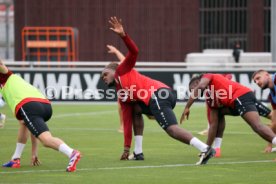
[109,16,126,37]
[180,108,190,124]
[31,156,41,166]
[120,148,130,160]
[264,144,272,153]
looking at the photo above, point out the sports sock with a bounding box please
[58,143,74,158]
[134,135,143,154]
[272,137,276,145]
[190,137,208,152]
[271,147,276,152]
[213,137,222,148]
[12,143,26,160]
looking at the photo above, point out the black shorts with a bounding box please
[18,102,52,137]
[255,101,271,117]
[232,92,259,116]
[229,99,271,117]
[138,88,177,130]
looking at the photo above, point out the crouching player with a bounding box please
[0,60,81,172]
[252,70,276,152]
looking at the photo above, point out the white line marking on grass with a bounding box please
[3,127,118,131]
[2,127,257,135]
[6,110,117,121]
[97,160,274,170]
[0,160,274,174]
[2,127,258,135]
[53,110,116,118]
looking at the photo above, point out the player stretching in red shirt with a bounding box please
[181,73,276,154]
[188,74,272,157]
[101,17,215,165]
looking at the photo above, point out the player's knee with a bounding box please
[38,131,53,147]
[165,125,178,138]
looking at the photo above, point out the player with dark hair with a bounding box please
[106,44,146,160]
[0,60,81,172]
[181,73,276,154]
[188,74,273,157]
[101,16,215,165]
[252,69,276,152]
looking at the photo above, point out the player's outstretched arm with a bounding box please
[270,110,276,133]
[108,16,138,75]
[106,44,125,62]
[0,59,9,74]
[180,78,210,124]
[119,102,133,160]
[109,16,126,37]
[264,110,276,152]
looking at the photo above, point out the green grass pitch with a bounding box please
[1,103,276,184]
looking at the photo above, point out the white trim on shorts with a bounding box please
[20,107,39,136]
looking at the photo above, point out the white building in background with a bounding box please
[186,49,272,69]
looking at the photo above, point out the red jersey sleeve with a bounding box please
[116,34,139,76]
[120,101,133,148]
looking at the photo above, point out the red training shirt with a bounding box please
[202,73,251,108]
[115,34,169,148]
[205,73,232,109]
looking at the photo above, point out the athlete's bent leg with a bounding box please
[165,124,193,144]
[242,111,276,142]
[38,131,65,150]
[38,131,81,172]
